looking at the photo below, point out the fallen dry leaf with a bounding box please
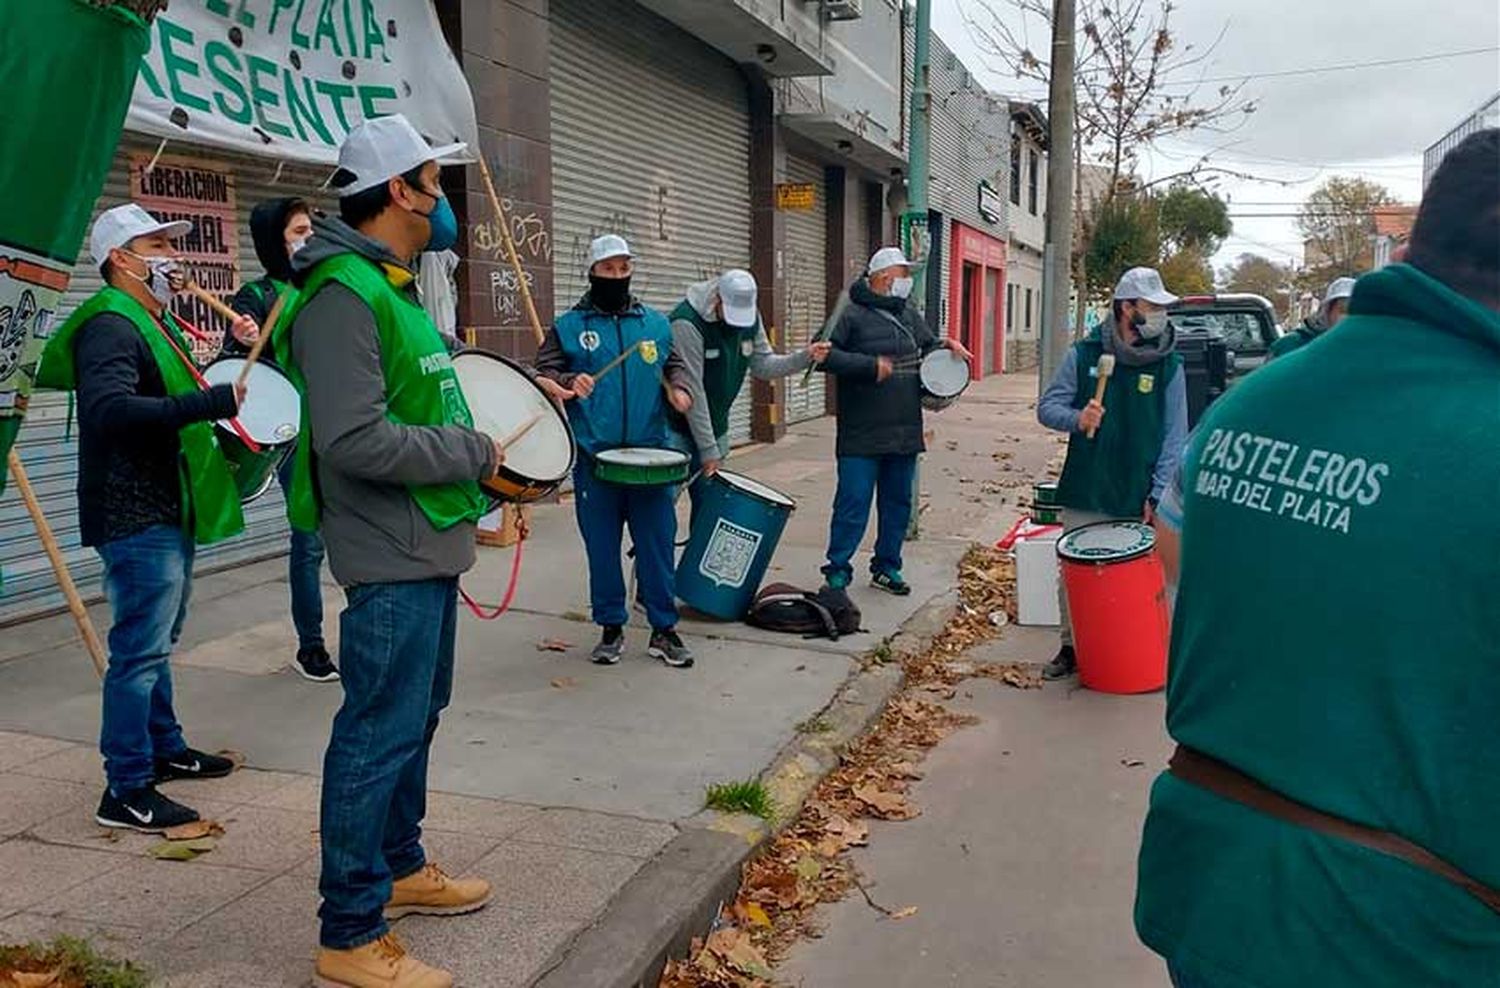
[149,840,209,862]
[889,905,920,920]
[12,971,62,988]
[535,638,573,652]
[215,749,247,769]
[550,676,579,690]
[705,928,774,980]
[1121,758,1147,768]
[164,819,225,841]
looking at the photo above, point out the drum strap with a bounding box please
[459,517,528,621]
[1169,745,1500,916]
[148,314,262,454]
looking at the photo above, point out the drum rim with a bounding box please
[453,348,577,483]
[1055,520,1155,563]
[713,469,797,509]
[595,446,691,467]
[919,349,970,397]
[203,357,301,443]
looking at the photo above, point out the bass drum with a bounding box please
[451,350,575,504]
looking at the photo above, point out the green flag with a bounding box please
[0,0,153,492]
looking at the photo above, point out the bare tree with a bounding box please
[1297,176,1397,284]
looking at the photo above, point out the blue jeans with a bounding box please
[95,525,194,795]
[318,578,457,949]
[823,454,918,583]
[278,457,325,650]
[574,457,678,631]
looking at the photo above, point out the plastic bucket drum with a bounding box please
[1056,521,1169,694]
[1032,503,1063,525]
[452,350,575,504]
[919,349,970,411]
[1033,481,1061,506]
[675,470,796,620]
[201,358,299,503]
[593,447,690,486]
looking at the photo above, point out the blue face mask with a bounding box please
[414,191,459,252]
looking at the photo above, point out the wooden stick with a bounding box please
[499,409,546,449]
[590,340,642,383]
[475,155,547,347]
[236,290,288,389]
[7,450,106,678]
[1083,353,1116,439]
[185,282,240,323]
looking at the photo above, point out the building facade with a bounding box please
[1005,103,1047,372]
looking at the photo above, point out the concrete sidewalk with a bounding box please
[0,374,1056,987]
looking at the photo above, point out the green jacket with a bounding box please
[1135,263,1500,987]
[1268,318,1322,358]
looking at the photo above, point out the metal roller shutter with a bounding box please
[549,0,754,446]
[0,136,332,625]
[782,155,828,425]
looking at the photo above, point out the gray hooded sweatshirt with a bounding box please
[288,217,496,587]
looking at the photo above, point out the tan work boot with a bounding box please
[385,861,492,920]
[313,933,452,988]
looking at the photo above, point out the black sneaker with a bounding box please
[97,786,199,833]
[870,571,912,596]
[1042,645,1077,681]
[648,629,695,669]
[294,644,340,683]
[592,626,624,666]
[154,747,236,783]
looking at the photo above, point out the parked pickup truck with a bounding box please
[1169,293,1281,427]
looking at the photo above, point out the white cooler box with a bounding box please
[1014,526,1061,627]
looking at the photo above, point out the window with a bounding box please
[1028,150,1040,215]
[1010,135,1022,205]
[1024,288,1033,330]
[1006,283,1015,330]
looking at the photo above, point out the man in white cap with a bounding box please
[277,114,503,988]
[666,269,831,515]
[534,235,697,668]
[1037,265,1189,679]
[36,205,256,833]
[1270,276,1356,359]
[817,247,971,596]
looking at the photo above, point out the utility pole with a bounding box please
[903,0,932,540]
[1037,0,1076,390]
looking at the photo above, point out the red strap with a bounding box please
[459,534,526,621]
[148,312,262,454]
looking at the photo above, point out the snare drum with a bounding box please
[593,447,690,486]
[919,348,970,412]
[451,350,575,504]
[202,358,300,502]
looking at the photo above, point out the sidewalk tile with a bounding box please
[0,774,94,838]
[151,874,316,988]
[0,839,129,913]
[257,773,321,812]
[0,732,79,772]
[26,799,237,858]
[467,841,644,922]
[11,744,105,786]
[157,767,305,806]
[206,805,320,873]
[46,858,268,936]
[399,906,579,988]
[422,792,540,839]
[509,807,676,859]
[0,910,160,959]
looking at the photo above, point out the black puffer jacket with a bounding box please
[818,278,943,457]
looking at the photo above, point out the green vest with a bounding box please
[1054,337,1179,516]
[669,300,753,441]
[278,252,487,534]
[1268,319,1321,359]
[37,287,245,545]
[1136,264,1500,986]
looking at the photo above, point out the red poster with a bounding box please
[130,154,238,364]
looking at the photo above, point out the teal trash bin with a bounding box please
[676,470,796,620]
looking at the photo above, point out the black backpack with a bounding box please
[746,582,862,640]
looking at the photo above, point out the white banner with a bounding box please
[127,0,478,165]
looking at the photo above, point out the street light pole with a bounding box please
[1037,0,1077,391]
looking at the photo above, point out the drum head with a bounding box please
[1057,521,1155,563]
[452,351,573,482]
[920,349,970,398]
[202,359,300,443]
[596,447,689,467]
[718,470,795,508]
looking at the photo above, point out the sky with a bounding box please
[930,0,1500,274]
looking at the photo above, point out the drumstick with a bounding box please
[1084,353,1116,439]
[476,155,547,347]
[499,409,546,449]
[236,291,289,389]
[590,340,642,383]
[186,281,241,323]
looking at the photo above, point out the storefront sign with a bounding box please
[776,183,817,211]
[128,1,478,165]
[978,180,1003,224]
[901,211,931,268]
[131,154,239,363]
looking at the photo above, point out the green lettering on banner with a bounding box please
[205,0,231,16]
[341,0,357,60]
[159,19,211,112]
[233,0,257,29]
[315,79,356,133]
[137,55,168,99]
[361,0,388,62]
[285,72,335,145]
[268,0,297,35]
[205,42,252,124]
[246,55,293,137]
[358,84,397,121]
[291,0,314,48]
[314,0,343,56]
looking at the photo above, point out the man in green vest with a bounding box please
[281,115,503,988]
[1135,128,1500,988]
[36,204,256,834]
[1269,276,1354,359]
[1037,266,1188,679]
[667,269,830,516]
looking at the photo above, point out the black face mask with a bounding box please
[589,274,632,313]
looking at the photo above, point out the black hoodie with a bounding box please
[222,198,304,357]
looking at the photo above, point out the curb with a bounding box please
[530,591,959,988]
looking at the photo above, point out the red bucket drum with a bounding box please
[1056,521,1170,694]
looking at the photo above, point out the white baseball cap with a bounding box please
[89,203,191,268]
[335,114,467,196]
[1113,267,1179,306]
[717,269,759,328]
[1322,277,1356,309]
[588,234,632,269]
[868,247,913,276]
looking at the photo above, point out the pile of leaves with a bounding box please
[660,545,1031,988]
[0,937,149,988]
